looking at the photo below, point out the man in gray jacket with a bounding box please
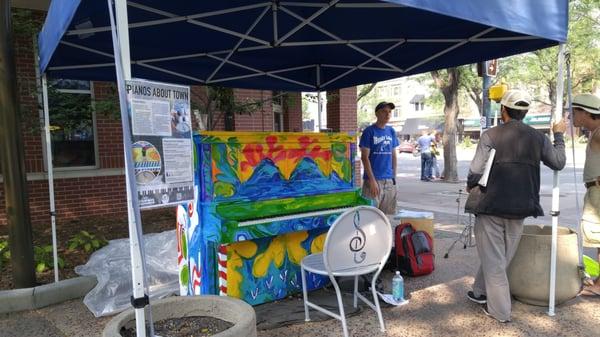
[466,89,566,322]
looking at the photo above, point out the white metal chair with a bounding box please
[300,206,393,337]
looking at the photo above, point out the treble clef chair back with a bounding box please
[323,206,393,276]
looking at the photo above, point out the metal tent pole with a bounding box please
[548,43,565,317]
[41,74,59,282]
[109,0,151,336]
[317,91,322,131]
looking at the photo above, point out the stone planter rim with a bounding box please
[103,295,256,337]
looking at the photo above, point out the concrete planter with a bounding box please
[507,225,581,306]
[103,295,256,337]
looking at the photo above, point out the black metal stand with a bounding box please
[444,189,476,258]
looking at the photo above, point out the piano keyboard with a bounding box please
[238,207,354,227]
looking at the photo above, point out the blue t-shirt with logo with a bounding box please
[359,125,399,180]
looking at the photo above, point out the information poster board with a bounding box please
[126,79,194,209]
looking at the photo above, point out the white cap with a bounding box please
[500,89,531,111]
[572,93,600,115]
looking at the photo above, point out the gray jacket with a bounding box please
[467,120,566,218]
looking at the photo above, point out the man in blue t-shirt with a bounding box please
[359,101,400,215]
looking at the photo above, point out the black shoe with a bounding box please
[467,291,487,304]
[482,306,510,323]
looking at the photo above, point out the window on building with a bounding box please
[47,79,96,168]
[420,102,425,111]
[393,109,399,118]
[414,103,420,111]
[272,91,284,132]
[393,86,399,96]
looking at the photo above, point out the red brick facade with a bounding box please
[283,92,303,132]
[233,89,274,131]
[326,87,362,186]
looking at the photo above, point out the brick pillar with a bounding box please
[283,92,303,132]
[233,89,274,131]
[326,87,361,186]
[326,87,357,133]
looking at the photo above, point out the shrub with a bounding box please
[0,240,10,268]
[462,136,473,148]
[67,230,108,253]
[34,245,65,273]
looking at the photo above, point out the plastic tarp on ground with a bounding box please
[38,0,568,91]
[75,230,178,317]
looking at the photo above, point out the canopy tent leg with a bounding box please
[317,90,322,131]
[109,0,153,336]
[548,43,566,317]
[564,54,585,272]
[41,74,59,283]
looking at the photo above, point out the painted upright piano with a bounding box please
[176,131,370,305]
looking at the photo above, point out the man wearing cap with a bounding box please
[570,93,600,296]
[465,89,566,322]
[359,102,399,215]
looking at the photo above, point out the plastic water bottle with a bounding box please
[392,271,404,302]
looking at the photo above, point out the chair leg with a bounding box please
[353,275,358,308]
[301,267,310,322]
[371,276,386,332]
[331,277,349,337]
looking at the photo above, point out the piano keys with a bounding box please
[176,131,371,304]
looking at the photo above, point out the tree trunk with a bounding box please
[469,89,483,116]
[432,68,460,182]
[442,85,460,182]
[548,80,557,116]
[442,68,460,182]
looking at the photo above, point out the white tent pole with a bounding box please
[317,91,322,131]
[115,0,131,79]
[548,43,565,317]
[110,1,149,336]
[41,74,59,283]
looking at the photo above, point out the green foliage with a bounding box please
[12,9,40,37]
[0,240,11,269]
[47,84,94,134]
[461,136,473,148]
[34,245,65,273]
[67,231,108,253]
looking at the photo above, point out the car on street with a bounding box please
[398,141,416,154]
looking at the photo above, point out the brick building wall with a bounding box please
[326,87,362,187]
[234,89,274,131]
[283,92,303,132]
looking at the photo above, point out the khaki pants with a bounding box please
[361,179,397,215]
[582,186,600,248]
[472,214,524,322]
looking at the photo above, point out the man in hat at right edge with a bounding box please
[570,93,600,296]
[465,89,566,323]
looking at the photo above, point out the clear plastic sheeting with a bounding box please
[75,230,179,317]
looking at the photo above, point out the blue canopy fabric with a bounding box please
[39,0,568,91]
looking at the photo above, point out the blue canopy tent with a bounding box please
[39,0,568,90]
[36,1,569,335]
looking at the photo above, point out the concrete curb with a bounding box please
[0,276,97,314]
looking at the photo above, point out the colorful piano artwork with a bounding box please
[176,131,371,305]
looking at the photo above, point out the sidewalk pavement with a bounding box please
[1,227,598,337]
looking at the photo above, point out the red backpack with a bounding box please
[395,223,435,276]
